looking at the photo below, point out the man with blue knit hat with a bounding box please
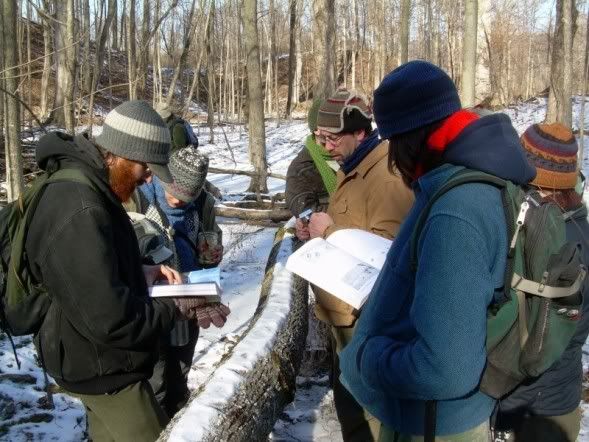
[23,100,202,441]
[339,61,536,441]
[307,89,414,442]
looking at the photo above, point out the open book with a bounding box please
[148,267,222,303]
[286,229,392,309]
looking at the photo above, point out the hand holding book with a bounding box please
[173,297,231,328]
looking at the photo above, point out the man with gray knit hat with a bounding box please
[306,89,414,442]
[23,100,201,441]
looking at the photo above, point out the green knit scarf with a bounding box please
[305,134,337,195]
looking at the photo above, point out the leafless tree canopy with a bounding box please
[0,0,587,201]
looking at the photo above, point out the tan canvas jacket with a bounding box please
[313,140,414,326]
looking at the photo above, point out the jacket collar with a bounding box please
[413,164,464,199]
[341,140,389,179]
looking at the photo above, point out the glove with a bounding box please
[194,303,231,328]
[173,297,207,320]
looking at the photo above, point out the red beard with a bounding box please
[109,157,142,203]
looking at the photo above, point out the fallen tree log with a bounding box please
[209,166,287,181]
[160,222,309,441]
[214,205,291,222]
[220,200,286,210]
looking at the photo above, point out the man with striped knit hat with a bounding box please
[23,100,201,441]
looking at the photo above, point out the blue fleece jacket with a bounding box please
[339,113,536,435]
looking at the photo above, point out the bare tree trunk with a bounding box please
[88,0,116,136]
[285,0,297,118]
[127,0,137,99]
[351,0,358,87]
[243,0,268,194]
[312,0,336,99]
[82,0,92,94]
[399,0,411,65]
[425,0,433,61]
[579,6,589,165]
[111,0,119,50]
[1,0,24,201]
[120,0,127,51]
[0,2,4,151]
[206,0,215,142]
[183,0,211,115]
[54,0,76,133]
[166,0,198,106]
[39,0,53,122]
[546,0,577,126]
[270,0,279,124]
[461,0,478,107]
[137,0,150,98]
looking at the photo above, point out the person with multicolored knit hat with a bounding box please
[339,61,536,441]
[286,98,339,241]
[307,89,414,442]
[493,123,589,442]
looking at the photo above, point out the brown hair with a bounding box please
[539,189,583,212]
[387,121,444,187]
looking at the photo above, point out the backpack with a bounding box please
[168,117,198,149]
[0,169,98,342]
[411,169,586,397]
[410,169,586,441]
[183,120,199,147]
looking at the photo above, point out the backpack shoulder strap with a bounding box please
[45,168,98,192]
[409,169,508,271]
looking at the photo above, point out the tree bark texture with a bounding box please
[546,0,577,126]
[399,0,411,65]
[1,0,24,201]
[243,0,268,194]
[312,0,336,100]
[54,0,77,133]
[461,0,478,107]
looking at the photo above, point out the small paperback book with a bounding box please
[148,267,222,303]
[286,229,392,309]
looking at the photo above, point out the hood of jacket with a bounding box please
[443,113,536,185]
[35,131,119,204]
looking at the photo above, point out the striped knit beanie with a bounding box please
[162,147,209,203]
[316,89,373,134]
[96,100,173,183]
[521,123,578,190]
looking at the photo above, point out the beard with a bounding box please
[108,157,143,203]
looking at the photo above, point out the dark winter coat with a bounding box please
[26,132,176,395]
[285,147,331,217]
[496,203,589,421]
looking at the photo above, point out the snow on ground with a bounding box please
[0,221,277,441]
[195,121,308,196]
[169,224,297,440]
[270,374,342,442]
[3,96,589,441]
[188,221,277,389]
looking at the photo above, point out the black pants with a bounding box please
[149,321,199,419]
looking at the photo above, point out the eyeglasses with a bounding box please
[315,132,344,146]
